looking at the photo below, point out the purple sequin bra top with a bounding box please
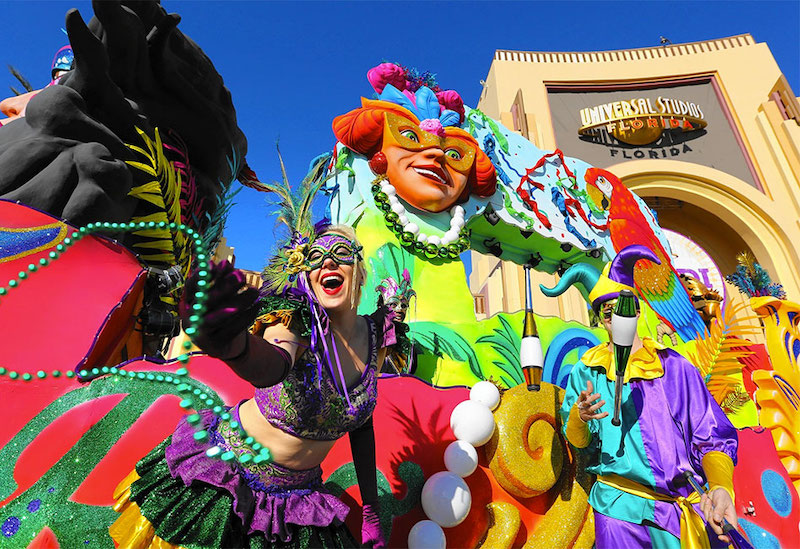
[254,316,378,441]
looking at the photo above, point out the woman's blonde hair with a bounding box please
[319,224,366,308]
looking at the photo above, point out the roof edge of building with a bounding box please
[494,34,756,64]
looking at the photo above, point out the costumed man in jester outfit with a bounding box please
[541,245,739,548]
[375,270,416,374]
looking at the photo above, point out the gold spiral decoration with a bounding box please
[481,383,594,548]
[475,502,521,549]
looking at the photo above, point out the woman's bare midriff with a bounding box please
[238,398,336,470]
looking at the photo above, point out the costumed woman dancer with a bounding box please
[109,165,393,548]
[543,245,739,549]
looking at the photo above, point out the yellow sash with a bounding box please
[597,474,709,549]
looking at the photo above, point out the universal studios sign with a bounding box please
[578,97,707,146]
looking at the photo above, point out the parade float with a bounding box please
[1,1,798,547]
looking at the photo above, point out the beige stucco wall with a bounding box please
[469,253,590,323]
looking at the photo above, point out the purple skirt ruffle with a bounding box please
[163,406,351,543]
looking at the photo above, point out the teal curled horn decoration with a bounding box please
[539,263,601,300]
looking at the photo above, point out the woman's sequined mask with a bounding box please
[305,233,363,271]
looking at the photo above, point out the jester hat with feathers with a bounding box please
[376,268,416,304]
[540,245,660,312]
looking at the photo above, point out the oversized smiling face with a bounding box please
[381,112,474,213]
[307,233,360,313]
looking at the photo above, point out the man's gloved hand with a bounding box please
[179,260,261,359]
[360,504,386,548]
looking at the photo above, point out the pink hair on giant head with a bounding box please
[367,63,407,94]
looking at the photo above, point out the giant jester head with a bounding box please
[325,62,626,271]
[332,63,496,214]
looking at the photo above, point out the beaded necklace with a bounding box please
[0,220,271,467]
[370,175,471,261]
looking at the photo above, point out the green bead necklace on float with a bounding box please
[370,175,471,261]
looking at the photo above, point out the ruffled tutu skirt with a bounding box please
[109,407,357,548]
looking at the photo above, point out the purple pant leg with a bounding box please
[594,511,652,548]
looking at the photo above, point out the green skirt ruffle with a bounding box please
[129,438,358,549]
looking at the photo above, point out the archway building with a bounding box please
[470,34,800,340]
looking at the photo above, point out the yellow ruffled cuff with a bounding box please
[565,404,592,448]
[702,451,735,503]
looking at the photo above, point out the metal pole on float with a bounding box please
[521,265,544,391]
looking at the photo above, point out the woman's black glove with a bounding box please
[179,259,261,359]
[179,260,294,387]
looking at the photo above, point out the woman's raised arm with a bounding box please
[179,260,297,387]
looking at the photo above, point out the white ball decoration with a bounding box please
[427,235,441,247]
[382,184,396,196]
[406,223,420,235]
[398,214,409,226]
[408,520,446,549]
[421,472,472,527]
[469,381,501,410]
[417,232,428,243]
[449,401,463,431]
[449,400,495,446]
[444,440,479,477]
[391,202,405,214]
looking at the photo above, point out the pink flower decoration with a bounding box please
[436,90,466,123]
[420,118,445,137]
[367,63,407,94]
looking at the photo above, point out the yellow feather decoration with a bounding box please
[689,301,760,409]
[125,127,192,275]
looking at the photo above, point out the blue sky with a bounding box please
[1,1,798,271]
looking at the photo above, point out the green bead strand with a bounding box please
[0,220,270,464]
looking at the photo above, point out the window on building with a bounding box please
[510,89,529,139]
[474,295,486,315]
